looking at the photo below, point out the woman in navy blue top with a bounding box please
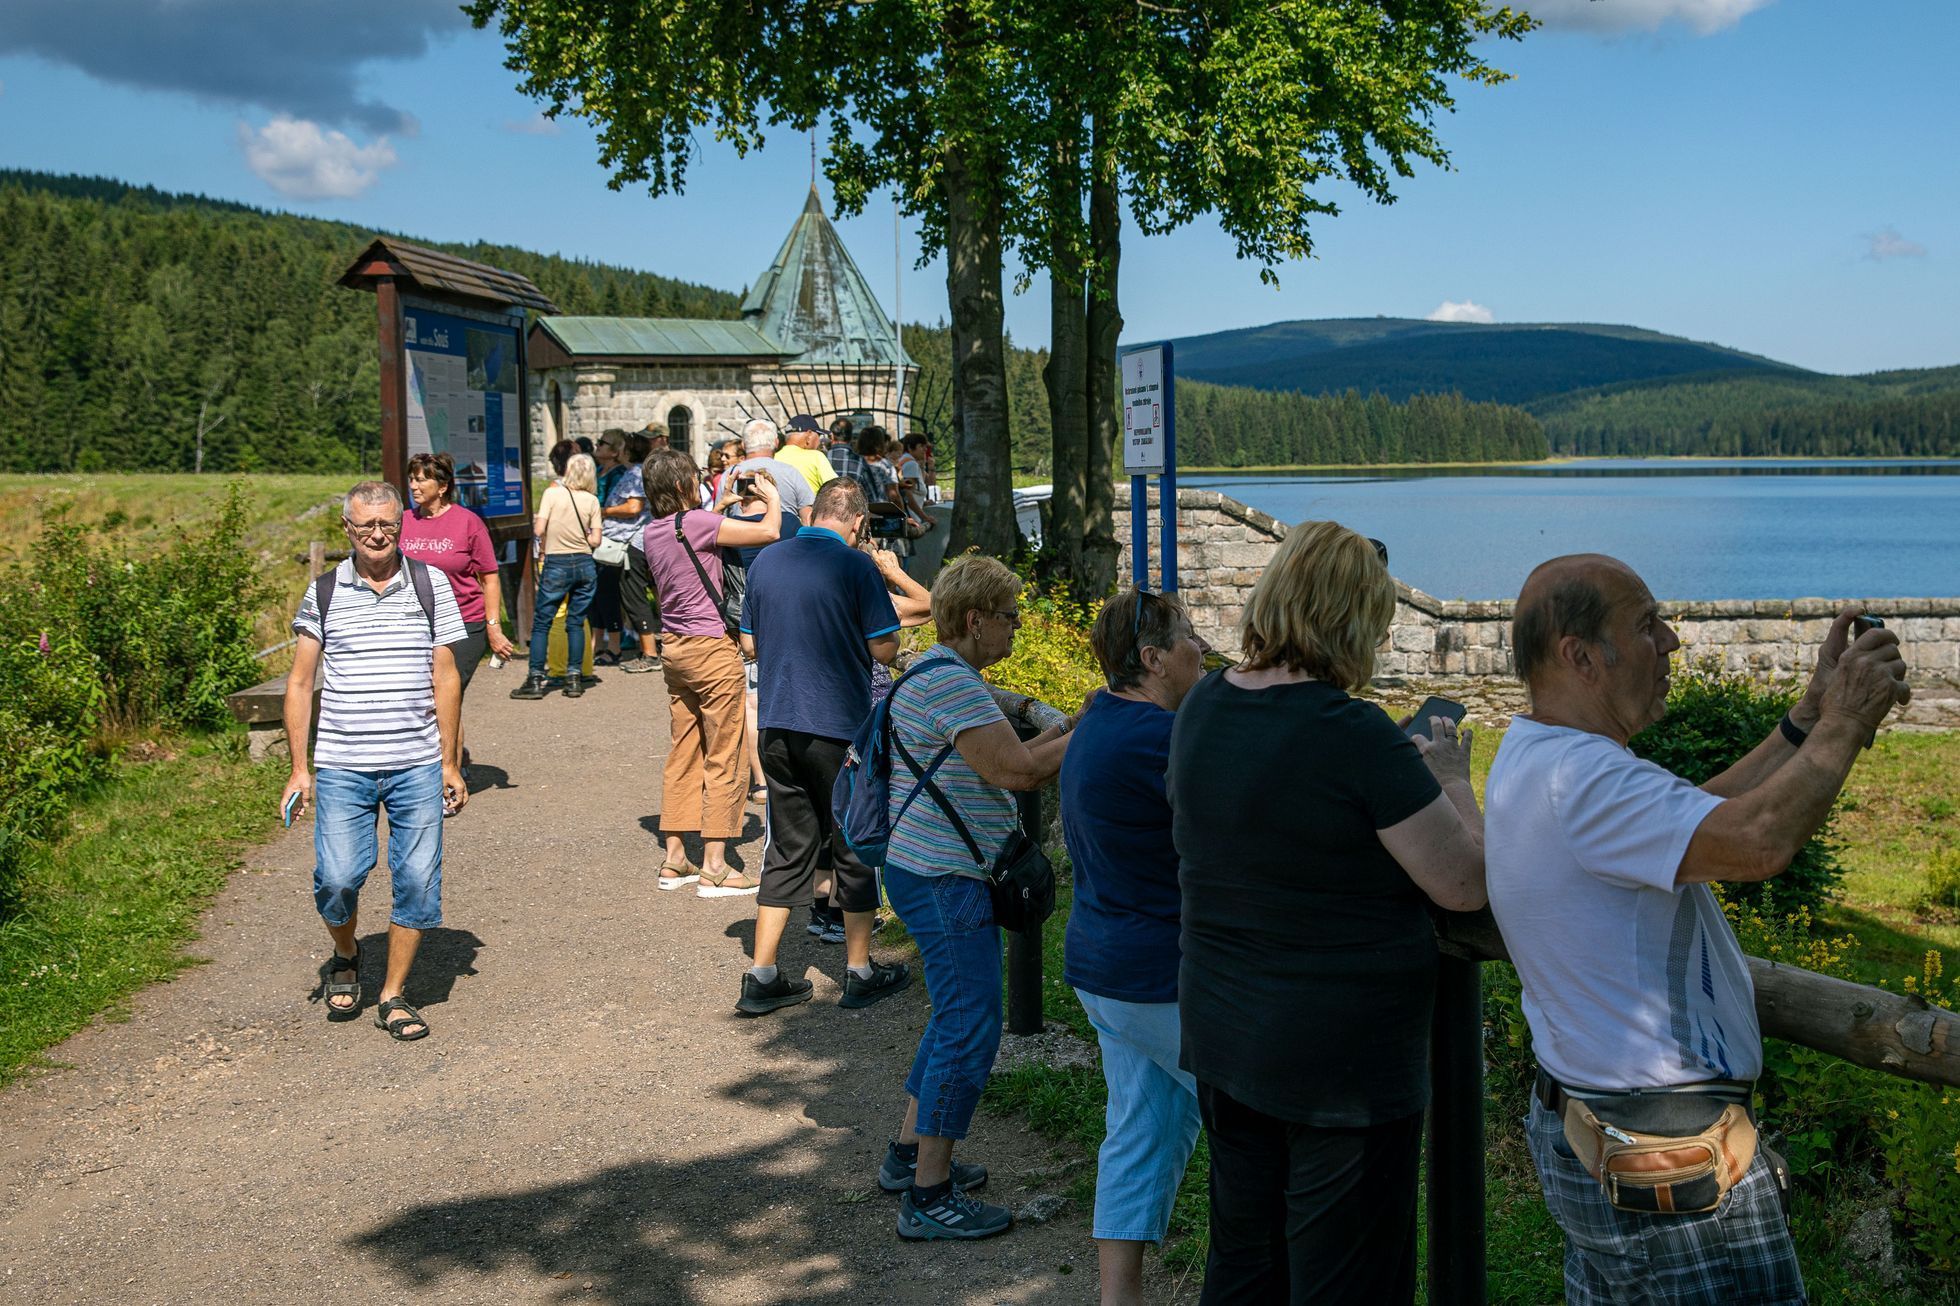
[1059,588,1207,1306]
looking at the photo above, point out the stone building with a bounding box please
[525,188,922,465]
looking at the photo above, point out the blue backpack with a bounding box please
[833,658,963,869]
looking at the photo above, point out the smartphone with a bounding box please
[1853,614,1886,636]
[282,790,303,828]
[1405,695,1468,741]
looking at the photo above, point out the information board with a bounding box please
[1122,344,1169,475]
[401,305,527,519]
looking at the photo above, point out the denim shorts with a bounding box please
[313,761,445,929]
[885,865,1001,1140]
[1076,990,1202,1243]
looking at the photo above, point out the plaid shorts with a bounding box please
[1526,1097,1806,1304]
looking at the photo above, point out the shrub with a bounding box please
[0,484,270,907]
[1630,662,1846,914]
[1917,846,1960,920]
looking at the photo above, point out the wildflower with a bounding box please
[38,631,50,655]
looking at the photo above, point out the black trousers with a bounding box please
[621,543,660,638]
[591,559,623,631]
[758,727,876,913]
[1197,1081,1422,1306]
[447,622,489,694]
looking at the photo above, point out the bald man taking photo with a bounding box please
[1485,554,1908,1305]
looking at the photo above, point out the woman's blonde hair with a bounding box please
[1239,520,1395,691]
[930,552,1021,639]
[562,452,598,495]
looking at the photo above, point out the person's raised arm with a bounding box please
[715,477,783,548]
[1701,606,1861,798]
[951,718,1071,792]
[1377,719,1487,912]
[871,548,932,627]
[1679,627,1907,883]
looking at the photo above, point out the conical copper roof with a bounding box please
[741,187,911,368]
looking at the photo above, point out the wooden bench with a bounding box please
[225,678,319,763]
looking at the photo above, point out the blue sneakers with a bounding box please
[896,1185,1013,1241]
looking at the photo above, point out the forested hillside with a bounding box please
[902,324,1547,470]
[1174,316,1794,404]
[0,172,738,473]
[1531,367,1960,457]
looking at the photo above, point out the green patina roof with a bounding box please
[741,187,913,368]
[537,317,792,359]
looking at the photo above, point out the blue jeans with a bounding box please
[528,554,597,676]
[886,866,1001,1139]
[313,762,445,929]
[1077,990,1202,1242]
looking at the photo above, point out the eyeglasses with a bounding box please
[989,609,1022,625]
[343,517,402,538]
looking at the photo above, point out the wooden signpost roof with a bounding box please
[337,238,559,314]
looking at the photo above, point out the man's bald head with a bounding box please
[1513,554,1642,686]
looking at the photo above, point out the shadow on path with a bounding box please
[347,930,1065,1305]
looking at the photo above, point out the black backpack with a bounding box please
[315,558,437,646]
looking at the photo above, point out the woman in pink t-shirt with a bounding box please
[401,452,514,768]
[640,446,782,895]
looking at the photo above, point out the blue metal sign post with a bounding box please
[1120,341,1177,593]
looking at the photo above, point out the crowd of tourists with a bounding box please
[278,426,1909,1304]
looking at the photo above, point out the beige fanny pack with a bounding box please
[1538,1070,1757,1215]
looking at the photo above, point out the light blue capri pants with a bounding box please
[1076,989,1203,1242]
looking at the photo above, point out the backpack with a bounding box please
[833,658,968,870]
[315,558,437,647]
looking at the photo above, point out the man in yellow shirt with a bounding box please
[777,414,838,496]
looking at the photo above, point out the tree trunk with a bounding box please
[1081,114,1124,595]
[942,140,1017,559]
[1042,109,1089,590]
[1436,908,1960,1090]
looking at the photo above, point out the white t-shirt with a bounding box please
[1485,716,1759,1089]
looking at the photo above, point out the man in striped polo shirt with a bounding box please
[281,482,469,1042]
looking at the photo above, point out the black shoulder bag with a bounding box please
[674,509,741,638]
[889,665,1056,934]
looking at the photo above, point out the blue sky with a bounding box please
[1,0,1953,374]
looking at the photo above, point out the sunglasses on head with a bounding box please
[1370,538,1388,565]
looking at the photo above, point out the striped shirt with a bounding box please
[885,647,1018,878]
[292,558,467,771]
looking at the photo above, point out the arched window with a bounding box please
[667,405,693,454]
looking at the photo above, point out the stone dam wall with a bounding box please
[1113,488,1960,730]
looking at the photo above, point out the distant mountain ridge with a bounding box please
[1172,316,1804,406]
[1171,316,1960,459]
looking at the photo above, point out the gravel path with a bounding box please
[1,659,1191,1304]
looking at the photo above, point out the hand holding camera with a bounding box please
[1821,614,1910,735]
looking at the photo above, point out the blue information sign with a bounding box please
[401,305,528,519]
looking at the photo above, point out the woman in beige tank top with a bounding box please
[512,454,603,699]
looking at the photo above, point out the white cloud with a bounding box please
[1427,300,1496,324]
[502,113,562,136]
[238,116,397,200]
[1526,0,1776,36]
[1864,227,1928,261]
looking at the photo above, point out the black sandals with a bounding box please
[373,996,430,1041]
[318,944,362,1021]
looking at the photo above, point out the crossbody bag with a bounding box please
[673,510,741,637]
[889,660,1056,934]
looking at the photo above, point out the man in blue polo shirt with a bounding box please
[736,477,910,1016]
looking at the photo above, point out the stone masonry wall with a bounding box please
[528,364,894,468]
[1116,488,1960,730]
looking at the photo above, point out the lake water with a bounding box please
[1179,459,1960,600]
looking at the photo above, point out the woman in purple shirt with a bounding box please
[640,447,782,895]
